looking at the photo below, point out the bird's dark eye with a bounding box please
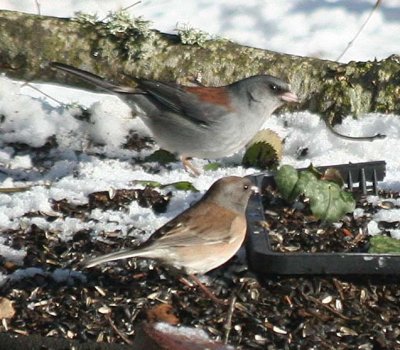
[243,185,249,190]
[269,83,278,91]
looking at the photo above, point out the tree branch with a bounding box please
[0,10,399,121]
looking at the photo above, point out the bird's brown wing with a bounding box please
[136,79,233,125]
[142,201,243,249]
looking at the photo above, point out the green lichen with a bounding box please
[375,81,400,113]
[176,23,212,47]
[104,11,153,37]
[72,10,156,61]
[74,12,99,24]
[103,11,156,60]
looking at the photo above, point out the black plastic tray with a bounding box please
[245,161,400,275]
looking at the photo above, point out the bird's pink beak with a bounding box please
[251,185,259,194]
[280,91,299,103]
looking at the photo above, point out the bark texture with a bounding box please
[1,10,399,120]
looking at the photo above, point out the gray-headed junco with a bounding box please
[83,176,256,276]
[50,62,298,174]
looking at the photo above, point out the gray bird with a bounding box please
[51,62,298,174]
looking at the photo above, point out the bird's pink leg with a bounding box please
[189,274,228,305]
[181,156,201,176]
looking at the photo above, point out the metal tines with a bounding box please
[334,161,385,195]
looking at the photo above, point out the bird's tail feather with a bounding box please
[83,248,154,268]
[50,62,136,94]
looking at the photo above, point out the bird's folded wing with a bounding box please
[143,203,242,248]
[137,80,232,125]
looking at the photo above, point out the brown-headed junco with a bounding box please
[84,176,256,276]
[50,62,298,174]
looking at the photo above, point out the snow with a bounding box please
[367,220,381,236]
[151,322,237,348]
[374,209,400,223]
[0,267,86,288]
[154,322,210,340]
[88,97,134,147]
[0,0,400,286]
[153,321,237,348]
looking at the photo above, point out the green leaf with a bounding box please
[133,180,162,188]
[133,180,198,192]
[275,164,356,222]
[307,181,356,222]
[242,142,280,169]
[242,129,283,169]
[275,165,299,200]
[292,170,317,199]
[145,150,177,164]
[369,236,400,254]
[203,162,221,171]
[161,181,199,192]
[305,163,323,179]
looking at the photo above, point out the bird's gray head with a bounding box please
[203,176,256,213]
[232,75,298,114]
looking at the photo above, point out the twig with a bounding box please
[336,0,382,61]
[100,1,142,22]
[189,274,228,305]
[20,82,64,106]
[223,295,237,344]
[324,117,386,141]
[0,186,32,193]
[106,314,133,345]
[332,278,345,300]
[301,291,351,321]
[34,0,41,15]
[120,1,142,13]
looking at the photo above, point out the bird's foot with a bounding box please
[181,156,201,177]
[188,274,228,305]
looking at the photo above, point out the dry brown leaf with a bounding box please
[146,303,180,325]
[0,297,15,319]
